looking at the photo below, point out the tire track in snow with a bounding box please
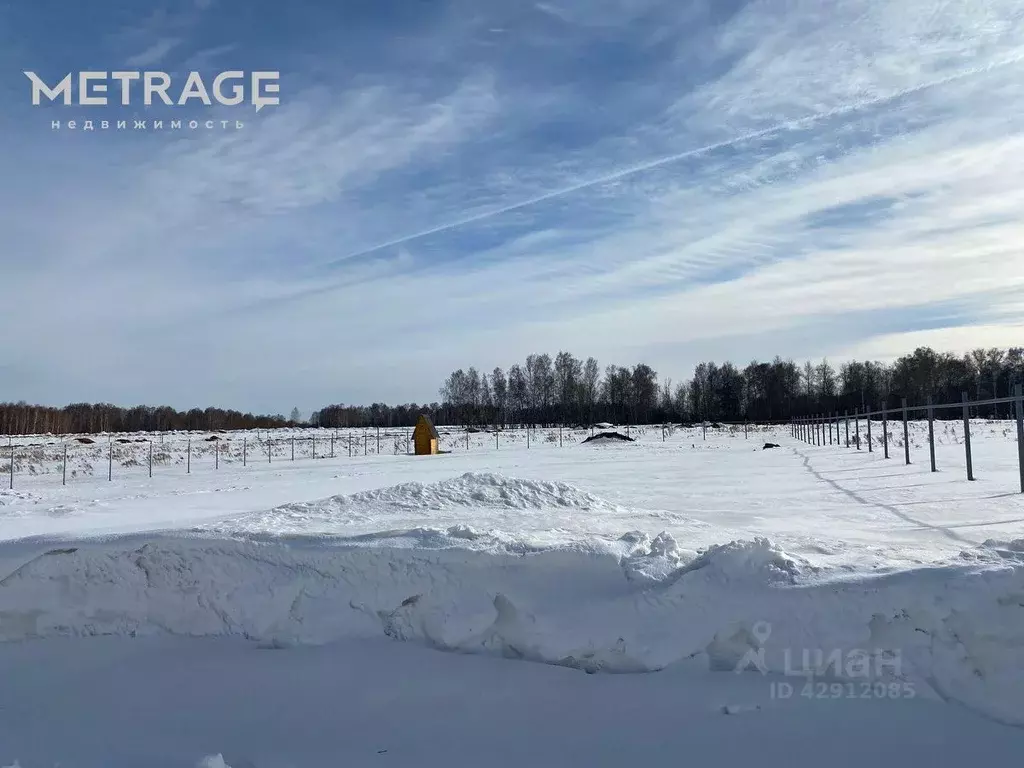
[788,445,968,543]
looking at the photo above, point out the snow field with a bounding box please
[1,424,1023,765]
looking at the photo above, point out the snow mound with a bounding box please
[582,431,634,444]
[1,535,1023,725]
[336,472,615,511]
[675,537,807,586]
[209,473,626,538]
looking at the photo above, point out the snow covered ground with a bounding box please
[1,423,1023,766]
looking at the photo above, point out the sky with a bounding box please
[2,0,1024,415]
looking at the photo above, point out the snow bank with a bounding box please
[1,533,1022,725]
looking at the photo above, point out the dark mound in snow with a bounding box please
[762,443,781,450]
[75,437,95,444]
[582,431,635,444]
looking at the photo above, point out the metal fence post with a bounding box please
[902,398,910,465]
[828,415,833,445]
[927,396,936,472]
[8,442,12,490]
[844,412,850,447]
[882,406,889,459]
[855,409,861,450]
[313,436,317,460]
[378,426,382,454]
[187,438,191,474]
[215,441,219,470]
[149,441,153,477]
[63,445,68,486]
[1015,383,1024,493]
[269,438,273,464]
[962,392,974,480]
[243,438,247,466]
[867,411,872,452]
[108,441,113,481]
[291,437,295,461]
[330,434,334,459]
[364,432,367,455]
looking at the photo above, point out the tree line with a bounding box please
[316,346,1023,429]
[0,401,295,436]
[2,345,1022,436]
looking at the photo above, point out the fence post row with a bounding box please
[6,398,1023,492]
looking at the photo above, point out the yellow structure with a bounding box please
[413,414,439,455]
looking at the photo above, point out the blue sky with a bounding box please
[2,0,1024,414]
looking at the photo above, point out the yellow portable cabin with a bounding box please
[413,414,439,455]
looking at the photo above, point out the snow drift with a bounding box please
[196,472,629,542]
[1,531,1022,726]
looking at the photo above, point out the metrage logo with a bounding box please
[24,71,280,112]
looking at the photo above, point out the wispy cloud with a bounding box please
[3,0,1024,412]
[125,37,181,66]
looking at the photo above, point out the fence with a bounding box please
[790,384,1024,493]
[2,423,703,490]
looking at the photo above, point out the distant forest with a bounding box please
[0,403,294,437]
[1,345,1022,436]
[313,346,1024,429]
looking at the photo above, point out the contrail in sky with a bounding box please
[329,53,1024,265]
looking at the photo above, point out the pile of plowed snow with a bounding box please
[198,472,627,540]
[305,472,616,511]
[1,533,1022,725]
